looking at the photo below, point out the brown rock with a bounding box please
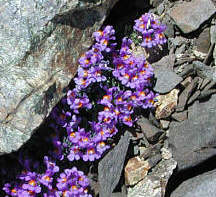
[169,0,216,34]
[125,157,151,186]
[155,89,179,119]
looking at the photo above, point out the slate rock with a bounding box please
[98,131,131,197]
[153,68,183,93]
[169,0,216,34]
[171,169,216,197]
[193,28,211,54]
[137,117,163,143]
[0,0,119,154]
[169,95,216,171]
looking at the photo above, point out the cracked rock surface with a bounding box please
[0,0,118,154]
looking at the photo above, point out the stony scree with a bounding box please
[169,0,216,34]
[170,169,216,197]
[0,0,119,154]
[169,94,216,171]
[98,131,131,197]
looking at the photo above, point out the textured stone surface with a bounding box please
[127,150,177,197]
[169,0,216,34]
[171,169,216,197]
[154,68,182,93]
[98,131,131,197]
[125,156,151,186]
[169,95,216,171]
[155,89,179,119]
[0,0,118,154]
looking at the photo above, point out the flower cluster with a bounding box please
[2,13,166,197]
[134,13,167,48]
[3,156,92,197]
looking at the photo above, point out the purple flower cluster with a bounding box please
[134,13,167,48]
[75,26,116,91]
[2,13,167,197]
[3,157,92,197]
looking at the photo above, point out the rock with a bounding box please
[171,111,188,122]
[137,117,163,143]
[169,0,216,34]
[154,68,182,93]
[150,0,164,8]
[160,119,170,129]
[193,61,216,81]
[0,0,119,154]
[193,28,211,55]
[176,77,199,112]
[155,89,179,119]
[170,169,216,197]
[169,95,216,171]
[175,44,186,55]
[162,14,175,38]
[152,54,176,70]
[127,157,177,197]
[210,23,216,44]
[98,131,131,197]
[125,156,151,186]
[180,76,192,87]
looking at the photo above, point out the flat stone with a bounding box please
[171,111,188,122]
[137,117,163,142]
[169,0,216,34]
[0,0,119,154]
[154,68,182,93]
[171,169,216,197]
[125,156,151,186]
[152,54,176,70]
[98,131,131,197]
[193,28,211,55]
[169,95,216,171]
[155,89,179,119]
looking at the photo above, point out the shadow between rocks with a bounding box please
[165,155,216,197]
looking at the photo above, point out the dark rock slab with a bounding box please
[152,54,175,70]
[171,169,216,197]
[169,95,216,171]
[98,131,131,197]
[137,117,163,143]
[193,28,211,54]
[0,0,119,154]
[169,0,216,34]
[153,68,183,93]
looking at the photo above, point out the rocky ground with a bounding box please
[1,0,216,196]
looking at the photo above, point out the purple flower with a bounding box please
[67,146,82,161]
[82,145,101,161]
[96,141,110,154]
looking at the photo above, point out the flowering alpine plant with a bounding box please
[2,13,166,197]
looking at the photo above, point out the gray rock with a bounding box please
[169,0,216,34]
[98,131,131,197]
[193,28,211,54]
[0,0,118,154]
[153,68,183,93]
[137,117,163,143]
[127,155,177,197]
[152,54,176,70]
[171,169,216,197]
[161,14,175,38]
[169,95,216,171]
[193,61,216,81]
